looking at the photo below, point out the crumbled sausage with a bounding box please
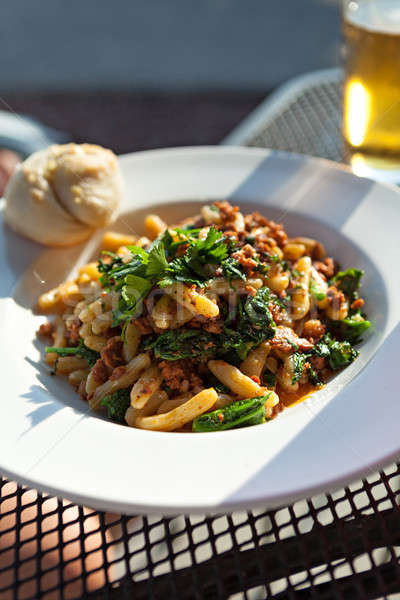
[91,359,109,384]
[214,201,239,224]
[134,316,154,335]
[190,315,223,334]
[159,359,203,393]
[244,211,269,229]
[66,318,81,344]
[313,257,335,279]
[231,244,258,274]
[270,326,314,353]
[268,301,288,325]
[268,221,287,247]
[101,336,124,369]
[302,319,326,343]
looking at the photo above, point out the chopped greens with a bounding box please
[243,287,275,329]
[101,389,131,423]
[331,268,364,300]
[221,257,246,282]
[262,369,277,388]
[287,332,360,385]
[327,315,371,344]
[45,340,100,367]
[98,227,240,325]
[291,352,307,384]
[312,334,358,371]
[142,286,276,364]
[113,274,153,325]
[192,395,270,432]
[221,287,276,362]
[145,242,169,278]
[143,329,216,361]
[327,339,358,370]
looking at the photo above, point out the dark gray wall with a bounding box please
[1,0,341,91]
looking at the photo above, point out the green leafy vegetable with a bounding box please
[142,288,276,364]
[192,395,270,432]
[143,329,216,361]
[98,250,148,290]
[145,241,169,278]
[327,340,358,370]
[220,287,276,362]
[307,365,323,386]
[331,268,363,300]
[327,315,371,344]
[291,352,307,384]
[178,227,229,279]
[45,340,100,367]
[262,369,277,388]
[312,334,358,371]
[101,389,131,423]
[243,287,275,330]
[158,257,205,288]
[113,274,153,325]
[221,257,246,282]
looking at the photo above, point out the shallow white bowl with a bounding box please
[0,146,399,515]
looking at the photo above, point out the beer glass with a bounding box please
[342,0,400,183]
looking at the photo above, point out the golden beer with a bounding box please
[343,0,400,180]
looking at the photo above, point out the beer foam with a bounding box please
[346,0,400,34]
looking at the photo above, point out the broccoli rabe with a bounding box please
[262,369,277,388]
[192,395,271,432]
[327,339,358,370]
[312,334,358,371]
[328,315,371,344]
[331,268,363,300]
[143,329,217,361]
[45,340,100,367]
[291,352,307,384]
[101,389,131,423]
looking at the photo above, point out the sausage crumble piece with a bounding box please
[158,359,203,394]
[100,336,124,369]
[270,326,314,353]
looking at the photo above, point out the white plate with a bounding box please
[0,146,399,515]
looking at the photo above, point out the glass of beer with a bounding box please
[342,0,400,183]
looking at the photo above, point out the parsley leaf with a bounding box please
[145,241,169,279]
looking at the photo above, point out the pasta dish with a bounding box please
[37,202,370,432]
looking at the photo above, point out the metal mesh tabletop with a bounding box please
[1,71,399,600]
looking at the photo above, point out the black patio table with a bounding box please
[1,74,399,599]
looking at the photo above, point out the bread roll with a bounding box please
[3,143,123,246]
